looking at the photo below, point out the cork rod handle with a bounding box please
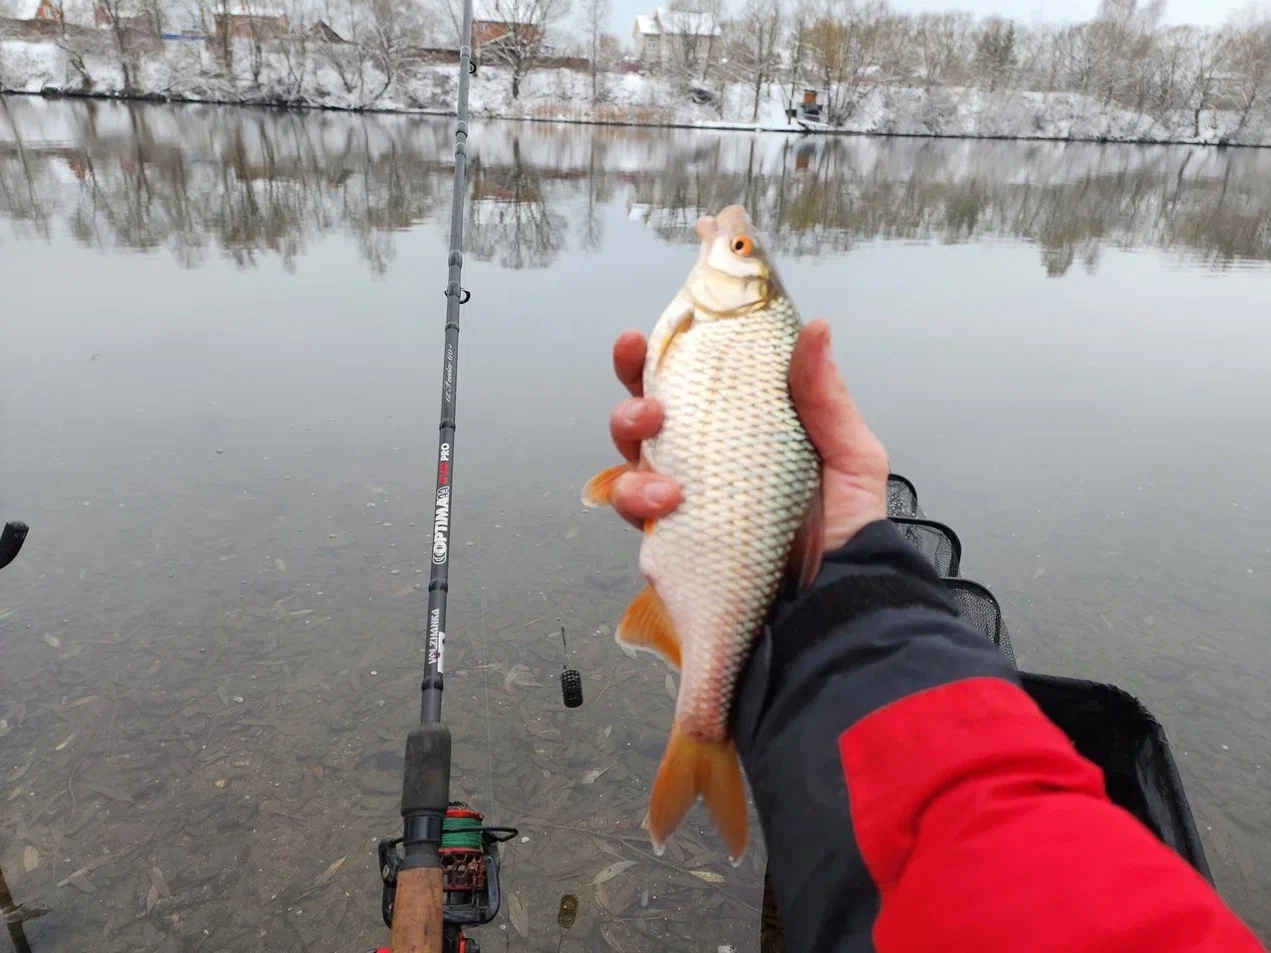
[389,867,445,953]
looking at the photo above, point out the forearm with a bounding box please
[732,519,1018,950]
[732,520,1260,953]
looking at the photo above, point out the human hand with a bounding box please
[606,319,890,553]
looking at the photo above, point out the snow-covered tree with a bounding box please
[658,0,724,84]
[907,10,972,91]
[973,17,1016,92]
[781,0,813,117]
[1224,7,1271,141]
[482,0,572,99]
[729,0,783,121]
[804,0,896,126]
[578,0,609,102]
[94,0,150,90]
[1177,25,1226,136]
[1087,0,1166,110]
[363,0,430,101]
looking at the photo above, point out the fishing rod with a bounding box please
[374,5,522,953]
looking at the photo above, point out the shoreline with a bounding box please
[1,85,1262,151]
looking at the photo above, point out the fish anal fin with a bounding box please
[648,723,748,864]
[616,585,681,671]
[582,463,633,508]
[785,490,824,593]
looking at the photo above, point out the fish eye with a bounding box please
[731,235,754,257]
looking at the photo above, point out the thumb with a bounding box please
[789,320,877,472]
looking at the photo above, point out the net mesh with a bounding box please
[892,517,962,578]
[946,579,1015,664]
[886,474,920,519]
[887,474,1014,662]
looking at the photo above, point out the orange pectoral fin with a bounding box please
[655,311,695,372]
[648,722,748,864]
[581,463,633,508]
[647,300,695,374]
[785,489,825,594]
[616,585,681,670]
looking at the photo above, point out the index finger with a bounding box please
[613,330,647,397]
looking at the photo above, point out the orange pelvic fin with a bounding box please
[785,490,824,593]
[616,585,681,670]
[581,463,632,508]
[648,722,748,865]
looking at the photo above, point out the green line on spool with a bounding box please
[442,813,484,851]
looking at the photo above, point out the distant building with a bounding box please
[11,0,63,23]
[307,19,344,43]
[476,19,542,47]
[95,0,160,34]
[632,7,720,72]
[213,1,288,41]
[471,1,542,51]
[473,18,541,47]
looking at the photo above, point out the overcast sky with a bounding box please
[602,0,1253,41]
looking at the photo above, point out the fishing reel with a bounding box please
[379,802,518,952]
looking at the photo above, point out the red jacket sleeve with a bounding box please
[843,678,1262,953]
[733,520,1262,953]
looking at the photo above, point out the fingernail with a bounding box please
[642,482,677,507]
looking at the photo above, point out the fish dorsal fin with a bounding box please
[616,585,681,671]
[785,491,824,594]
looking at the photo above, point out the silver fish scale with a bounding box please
[641,298,820,744]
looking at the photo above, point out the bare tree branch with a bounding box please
[578,0,609,102]
[483,0,572,99]
[730,0,782,122]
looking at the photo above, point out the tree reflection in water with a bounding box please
[3,98,1271,276]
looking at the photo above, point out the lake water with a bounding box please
[1,96,1268,951]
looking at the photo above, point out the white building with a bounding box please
[632,7,721,73]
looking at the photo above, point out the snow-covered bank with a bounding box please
[3,34,1271,147]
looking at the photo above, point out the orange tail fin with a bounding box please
[648,722,748,865]
[581,463,632,508]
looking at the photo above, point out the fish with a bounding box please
[582,204,821,863]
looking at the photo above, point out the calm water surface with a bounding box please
[1,97,1268,950]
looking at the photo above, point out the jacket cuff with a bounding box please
[733,519,1019,759]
